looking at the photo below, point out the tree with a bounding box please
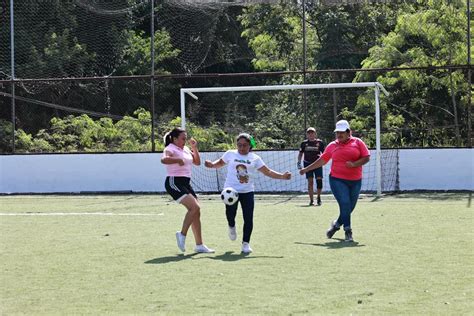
[353,0,468,147]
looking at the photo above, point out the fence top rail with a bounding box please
[181,82,389,96]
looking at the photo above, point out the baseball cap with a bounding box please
[306,127,316,133]
[334,120,350,132]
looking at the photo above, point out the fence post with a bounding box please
[150,0,156,152]
[10,0,15,153]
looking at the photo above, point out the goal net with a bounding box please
[180,82,399,195]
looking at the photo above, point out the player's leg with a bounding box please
[344,179,362,241]
[307,176,314,205]
[304,162,315,205]
[165,176,194,251]
[226,202,238,241]
[179,194,201,243]
[328,176,351,234]
[315,167,323,206]
[239,192,255,253]
[181,193,215,253]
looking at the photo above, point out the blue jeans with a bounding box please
[226,192,254,243]
[329,175,362,230]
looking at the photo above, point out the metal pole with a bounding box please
[180,89,186,129]
[374,87,382,197]
[467,0,472,147]
[302,0,308,132]
[150,0,156,151]
[10,0,15,153]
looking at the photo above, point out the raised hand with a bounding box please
[189,138,198,148]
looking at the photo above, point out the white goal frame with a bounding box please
[180,82,389,196]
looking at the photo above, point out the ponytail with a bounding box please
[164,127,186,146]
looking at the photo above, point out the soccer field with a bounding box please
[1,193,473,314]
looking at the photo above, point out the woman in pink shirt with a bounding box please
[299,120,370,242]
[161,128,214,253]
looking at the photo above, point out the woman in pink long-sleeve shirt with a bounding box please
[161,128,214,254]
[299,120,370,242]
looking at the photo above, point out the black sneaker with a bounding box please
[317,197,322,206]
[345,229,353,242]
[326,220,340,239]
[309,200,314,206]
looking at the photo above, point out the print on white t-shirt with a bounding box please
[222,150,265,193]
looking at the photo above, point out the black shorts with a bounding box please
[165,176,197,203]
[304,161,323,179]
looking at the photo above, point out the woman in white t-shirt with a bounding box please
[205,133,291,254]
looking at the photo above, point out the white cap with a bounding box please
[334,120,350,132]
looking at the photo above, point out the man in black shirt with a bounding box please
[297,127,325,206]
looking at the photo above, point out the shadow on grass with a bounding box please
[297,204,321,208]
[295,240,365,249]
[194,251,284,262]
[144,253,199,264]
[145,251,283,264]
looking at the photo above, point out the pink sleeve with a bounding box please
[320,142,336,162]
[358,139,370,157]
[163,146,173,157]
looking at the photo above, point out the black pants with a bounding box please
[225,191,254,243]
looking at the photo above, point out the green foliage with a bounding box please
[117,29,180,75]
[1,1,470,151]
[240,3,317,72]
[0,109,237,153]
[160,117,234,151]
[353,1,468,147]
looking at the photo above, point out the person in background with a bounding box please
[299,120,370,242]
[205,133,291,254]
[297,127,325,206]
[161,128,214,253]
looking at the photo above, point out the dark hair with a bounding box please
[164,128,186,146]
[236,133,255,149]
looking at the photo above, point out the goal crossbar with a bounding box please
[179,82,388,196]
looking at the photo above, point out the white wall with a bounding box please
[399,148,473,191]
[1,148,472,194]
[0,153,166,194]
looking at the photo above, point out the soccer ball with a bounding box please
[221,187,239,206]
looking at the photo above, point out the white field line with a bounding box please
[0,212,164,216]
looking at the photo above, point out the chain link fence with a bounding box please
[0,0,471,153]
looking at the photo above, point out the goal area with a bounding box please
[180,82,398,196]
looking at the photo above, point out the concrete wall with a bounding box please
[1,148,472,194]
[0,153,166,193]
[398,148,473,191]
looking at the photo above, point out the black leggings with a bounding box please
[225,191,254,243]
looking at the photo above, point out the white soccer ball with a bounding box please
[220,187,239,206]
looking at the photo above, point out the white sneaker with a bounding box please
[228,225,237,241]
[175,231,186,252]
[241,242,252,254]
[194,244,215,253]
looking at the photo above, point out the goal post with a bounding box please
[180,82,389,196]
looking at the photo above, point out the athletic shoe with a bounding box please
[345,229,354,242]
[317,197,322,206]
[194,244,215,253]
[228,225,237,241]
[241,242,253,254]
[175,231,186,252]
[326,220,340,239]
[309,200,314,206]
